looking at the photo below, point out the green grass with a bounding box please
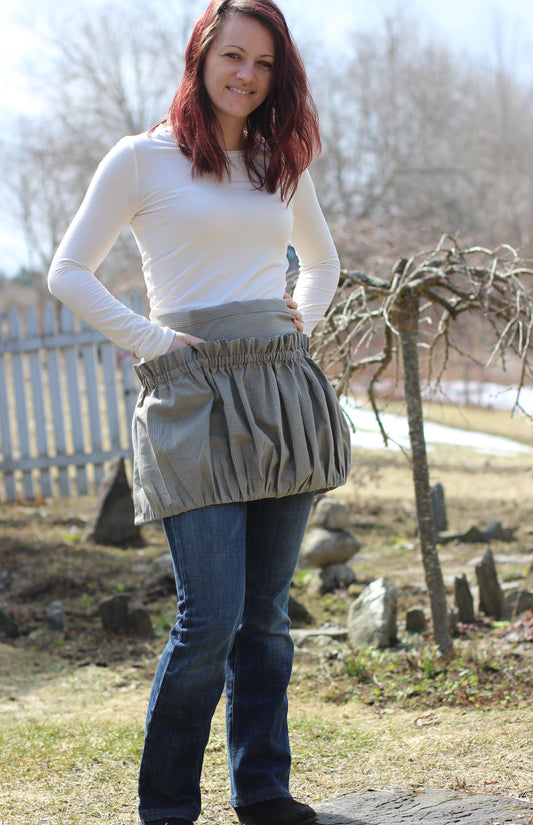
[0,718,142,824]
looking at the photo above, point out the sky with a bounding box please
[1,0,533,273]
[286,0,533,61]
[3,0,533,113]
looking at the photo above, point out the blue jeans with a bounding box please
[138,492,314,823]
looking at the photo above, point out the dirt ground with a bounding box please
[1,444,532,706]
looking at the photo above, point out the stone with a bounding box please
[291,627,348,645]
[99,593,131,632]
[454,574,475,624]
[460,525,486,543]
[98,593,153,636]
[86,457,141,546]
[0,602,20,639]
[460,521,515,544]
[505,588,533,617]
[405,606,427,633]
[475,547,508,619]
[288,595,312,626]
[46,600,65,632]
[315,788,533,824]
[300,527,361,568]
[312,498,351,531]
[127,600,154,638]
[448,607,460,636]
[145,554,175,594]
[348,577,397,649]
[436,530,461,545]
[308,563,356,596]
[430,483,447,533]
[482,520,515,542]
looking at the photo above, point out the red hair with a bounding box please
[164,0,321,201]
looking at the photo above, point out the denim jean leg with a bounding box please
[138,502,248,823]
[225,492,315,807]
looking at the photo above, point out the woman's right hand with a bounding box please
[166,331,206,353]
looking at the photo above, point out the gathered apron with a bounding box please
[131,298,352,525]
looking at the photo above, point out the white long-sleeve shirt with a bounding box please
[48,126,340,361]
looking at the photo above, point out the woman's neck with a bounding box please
[215,118,245,152]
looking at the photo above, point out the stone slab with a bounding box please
[291,627,348,644]
[315,790,533,825]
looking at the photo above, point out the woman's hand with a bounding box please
[166,331,205,353]
[283,292,303,332]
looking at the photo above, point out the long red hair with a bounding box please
[164,0,321,201]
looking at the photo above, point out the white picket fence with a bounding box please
[0,292,144,502]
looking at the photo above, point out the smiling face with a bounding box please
[203,14,275,150]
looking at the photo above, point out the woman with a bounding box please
[48,1,351,824]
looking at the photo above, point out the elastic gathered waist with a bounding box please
[134,332,308,390]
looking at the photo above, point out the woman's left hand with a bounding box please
[283,292,303,332]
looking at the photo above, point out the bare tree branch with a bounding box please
[313,235,533,417]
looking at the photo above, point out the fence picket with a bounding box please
[119,351,139,429]
[118,291,143,427]
[100,341,123,453]
[80,318,105,488]
[8,308,34,500]
[43,302,70,497]
[26,305,53,498]
[60,304,89,496]
[0,318,16,500]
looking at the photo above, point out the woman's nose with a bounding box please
[236,60,254,81]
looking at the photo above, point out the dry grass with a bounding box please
[1,661,532,825]
[421,401,533,444]
[1,402,533,824]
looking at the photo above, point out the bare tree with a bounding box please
[312,236,533,654]
[311,11,533,255]
[40,5,192,151]
[1,3,197,284]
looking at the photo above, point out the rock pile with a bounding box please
[300,498,360,596]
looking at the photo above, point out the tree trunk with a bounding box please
[392,290,453,655]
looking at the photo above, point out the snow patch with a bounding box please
[341,399,533,457]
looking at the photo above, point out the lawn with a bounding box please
[0,402,532,824]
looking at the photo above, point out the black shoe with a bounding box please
[140,819,193,825]
[235,797,317,825]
